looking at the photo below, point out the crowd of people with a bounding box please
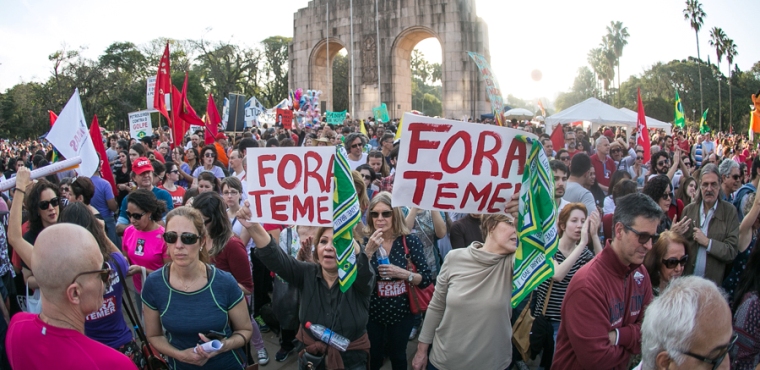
[0,117,756,370]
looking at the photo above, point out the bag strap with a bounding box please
[115,259,151,347]
[402,235,417,274]
[541,280,554,316]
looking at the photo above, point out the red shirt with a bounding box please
[590,153,616,188]
[211,236,253,293]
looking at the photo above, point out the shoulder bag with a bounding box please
[403,235,435,315]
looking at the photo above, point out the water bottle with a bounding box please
[305,322,350,352]
[376,247,391,280]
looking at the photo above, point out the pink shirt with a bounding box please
[6,313,137,369]
[123,225,167,292]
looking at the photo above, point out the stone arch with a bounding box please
[391,26,442,118]
[309,37,348,113]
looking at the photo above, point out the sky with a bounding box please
[1,0,758,108]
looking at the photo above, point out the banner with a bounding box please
[146,76,170,113]
[326,110,347,125]
[467,51,504,126]
[674,90,685,128]
[391,113,528,214]
[222,97,230,126]
[333,147,362,292]
[244,97,267,126]
[128,111,153,139]
[245,147,335,226]
[372,103,390,123]
[276,108,294,130]
[46,89,99,177]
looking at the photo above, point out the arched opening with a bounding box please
[309,38,349,113]
[391,27,443,119]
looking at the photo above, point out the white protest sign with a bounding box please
[392,113,532,213]
[46,89,99,177]
[246,147,335,226]
[146,76,171,112]
[128,111,153,139]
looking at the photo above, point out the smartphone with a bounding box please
[205,330,226,341]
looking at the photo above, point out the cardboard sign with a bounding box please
[246,147,335,226]
[128,111,153,139]
[392,113,531,213]
[467,52,504,124]
[326,110,347,125]
[146,76,171,112]
[244,97,267,126]
[276,108,293,130]
[373,103,390,123]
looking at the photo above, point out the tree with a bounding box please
[259,36,291,108]
[193,39,261,112]
[410,49,442,116]
[724,38,738,128]
[708,27,726,131]
[684,0,706,113]
[332,53,349,113]
[605,21,629,106]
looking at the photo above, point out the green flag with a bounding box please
[674,90,685,128]
[333,147,362,292]
[512,136,559,308]
[699,108,710,134]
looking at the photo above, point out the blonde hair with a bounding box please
[365,191,410,237]
[165,207,210,263]
[479,213,515,239]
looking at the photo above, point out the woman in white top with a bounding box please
[192,145,225,179]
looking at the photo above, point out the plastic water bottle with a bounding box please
[305,322,350,352]
[376,247,390,265]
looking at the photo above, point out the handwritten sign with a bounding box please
[392,113,531,213]
[467,52,504,125]
[246,147,335,226]
[326,110,347,125]
[276,108,293,130]
[128,111,153,139]
[146,76,171,113]
[373,103,390,123]
[244,97,267,126]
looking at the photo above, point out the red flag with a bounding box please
[48,111,58,127]
[170,85,186,149]
[205,94,221,145]
[178,72,205,127]
[550,124,565,153]
[636,87,651,163]
[88,115,118,196]
[153,42,172,126]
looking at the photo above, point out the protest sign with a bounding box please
[146,76,170,112]
[46,89,99,177]
[246,147,335,226]
[276,108,293,130]
[467,52,504,125]
[326,110,347,125]
[392,113,530,214]
[128,111,153,139]
[372,103,389,123]
[245,96,267,126]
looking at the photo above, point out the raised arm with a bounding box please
[8,168,34,267]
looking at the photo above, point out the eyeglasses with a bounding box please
[684,162,693,167]
[126,211,146,220]
[361,174,371,180]
[60,187,70,192]
[662,255,689,269]
[169,170,179,174]
[71,262,112,286]
[351,143,362,149]
[204,153,215,158]
[661,192,673,200]
[38,197,60,210]
[623,224,658,244]
[657,161,668,167]
[678,333,737,370]
[223,191,240,197]
[731,174,741,181]
[370,210,393,219]
[163,231,201,245]
[559,156,570,161]
[636,156,643,160]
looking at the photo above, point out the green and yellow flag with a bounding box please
[512,136,559,308]
[394,116,403,141]
[333,147,362,292]
[360,119,368,136]
[699,108,710,134]
[674,90,685,128]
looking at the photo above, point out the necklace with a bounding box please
[173,263,206,291]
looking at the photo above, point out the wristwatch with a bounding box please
[407,272,414,282]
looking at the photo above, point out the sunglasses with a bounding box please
[169,170,179,174]
[163,231,201,245]
[684,162,693,167]
[351,143,362,149]
[636,156,643,160]
[60,187,70,192]
[361,174,372,180]
[611,148,622,153]
[624,224,658,244]
[370,210,393,219]
[731,174,741,181]
[126,211,146,220]
[204,153,215,158]
[559,156,570,161]
[679,333,737,370]
[71,262,112,286]
[38,197,60,210]
[661,192,673,200]
[662,255,689,269]
[657,161,667,167]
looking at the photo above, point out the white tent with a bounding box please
[545,98,638,135]
[619,108,672,134]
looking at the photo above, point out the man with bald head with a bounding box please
[6,224,136,369]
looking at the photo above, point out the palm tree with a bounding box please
[724,38,738,128]
[606,21,629,106]
[708,27,726,131]
[684,0,706,113]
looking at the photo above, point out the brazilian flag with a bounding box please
[699,108,710,134]
[333,147,362,292]
[674,90,685,128]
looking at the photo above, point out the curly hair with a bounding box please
[642,175,671,205]
[127,189,166,222]
[25,179,60,236]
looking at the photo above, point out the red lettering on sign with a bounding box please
[439,131,471,174]
[403,171,444,204]
[248,190,274,217]
[270,195,289,221]
[487,183,513,213]
[432,183,458,210]
[316,196,330,224]
[501,140,527,178]
[293,195,315,223]
[278,154,302,190]
[473,131,502,176]
[257,155,277,187]
[407,123,451,164]
[460,182,492,211]
[304,151,325,192]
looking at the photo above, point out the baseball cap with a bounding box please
[604,129,614,140]
[215,133,227,141]
[132,157,154,175]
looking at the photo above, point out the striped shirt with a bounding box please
[533,248,595,321]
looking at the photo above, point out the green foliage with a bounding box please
[332,53,349,113]
[410,50,442,117]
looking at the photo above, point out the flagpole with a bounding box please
[350,0,355,120]
[326,0,330,112]
[376,0,381,108]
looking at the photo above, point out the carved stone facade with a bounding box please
[290,0,491,119]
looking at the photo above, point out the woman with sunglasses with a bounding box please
[16,178,60,293]
[627,149,649,188]
[412,213,518,370]
[643,175,690,235]
[122,189,169,297]
[160,161,186,209]
[142,207,253,369]
[192,145,225,179]
[356,164,379,200]
[643,231,688,296]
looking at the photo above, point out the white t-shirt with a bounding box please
[347,153,368,171]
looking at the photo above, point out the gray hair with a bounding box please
[698,163,721,184]
[595,136,609,147]
[641,276,728,369]
[343,133,363,150]
[612,192,664,228]
[718,159,739,177]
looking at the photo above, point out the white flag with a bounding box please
[46,89,99,177]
